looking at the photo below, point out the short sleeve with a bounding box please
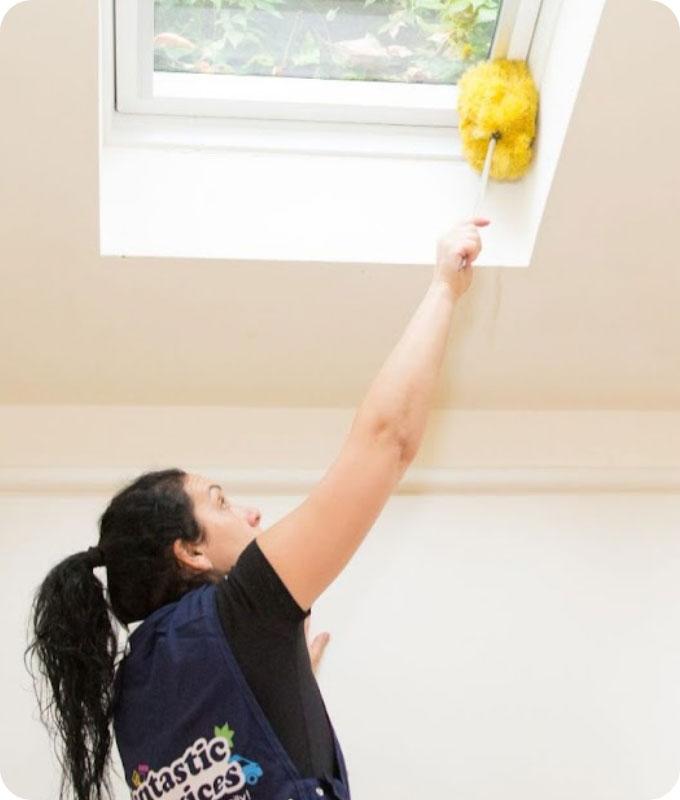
[215,537,310,630]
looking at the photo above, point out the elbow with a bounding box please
[398,435,418,465]
[353,414,417,463]
[383,418,418,463]
[378,419,417,464]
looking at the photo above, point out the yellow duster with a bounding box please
[457,58,539,181]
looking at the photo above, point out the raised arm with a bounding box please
[257,218,490,612]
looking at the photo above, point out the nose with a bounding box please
[234,504,261,527]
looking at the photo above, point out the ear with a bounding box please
[172,538,213,574]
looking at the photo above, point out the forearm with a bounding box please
[351,277,457,458]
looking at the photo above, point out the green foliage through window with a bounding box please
[154,0,503,84]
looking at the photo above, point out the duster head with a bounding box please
[457,58,539,181]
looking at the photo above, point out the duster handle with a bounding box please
[460,135,497,269]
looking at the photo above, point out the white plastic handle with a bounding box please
[460,135,497,270]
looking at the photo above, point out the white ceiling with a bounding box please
[0,0,678,408]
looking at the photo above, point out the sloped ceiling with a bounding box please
[0,0,678,408]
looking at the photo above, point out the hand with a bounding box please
[433,217,490,300]
[305,616,331,675]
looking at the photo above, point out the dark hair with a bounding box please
[23,468,211,800]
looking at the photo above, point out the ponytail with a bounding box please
[24,468,208,800]
[24,547,121,800]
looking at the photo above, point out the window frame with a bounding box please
[114,0,544,128]
[101,0,603,268]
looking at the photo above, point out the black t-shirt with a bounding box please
[214,537,339,781]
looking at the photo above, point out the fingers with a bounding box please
[456,232,482,262]
[436,217,488,271]
[456,221,487,256]
[305,617,332,673]
[308,632,331,674]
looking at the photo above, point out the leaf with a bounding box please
[330,32,391,64]
[225,29,246,48]
[445,0,472,12]
[245,52,275,67]
[153,32,197,52]
[477,6,500,22]
[326,7,339,22]
[386,44,413,58]
[292,30,320,66]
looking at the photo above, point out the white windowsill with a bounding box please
[98,0,607,267]
[99,141,533,266]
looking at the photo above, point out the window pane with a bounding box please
[153,0,503,85]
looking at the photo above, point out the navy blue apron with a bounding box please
[113,583,351,800]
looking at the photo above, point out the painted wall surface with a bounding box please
[1,0,679,794]
[1,490,679,800]
[0,407,678,799]
[0,0,679,406]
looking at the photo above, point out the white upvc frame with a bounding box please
[101,0,603,267]
[114,0,544,128]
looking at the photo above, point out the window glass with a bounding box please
[154,0,503,85]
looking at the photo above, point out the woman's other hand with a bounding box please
[305,616,331,674]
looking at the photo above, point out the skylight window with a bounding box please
[103,0,603,266]
[115,0,541,126]
[153,0,502,84]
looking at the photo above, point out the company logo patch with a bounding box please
[131,722,263,800]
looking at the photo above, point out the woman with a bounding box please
[24,217,489,800]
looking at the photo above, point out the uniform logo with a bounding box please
[131,722,264,800]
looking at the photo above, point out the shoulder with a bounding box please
[215,537,311,630]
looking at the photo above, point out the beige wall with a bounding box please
[1,0,680,796]
[2,488,680,800]
[0,0,678,407]
[1,407,680,473]
[0,407,679,799]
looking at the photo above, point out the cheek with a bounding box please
[200,510,231,542]
[213,513,240,538]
